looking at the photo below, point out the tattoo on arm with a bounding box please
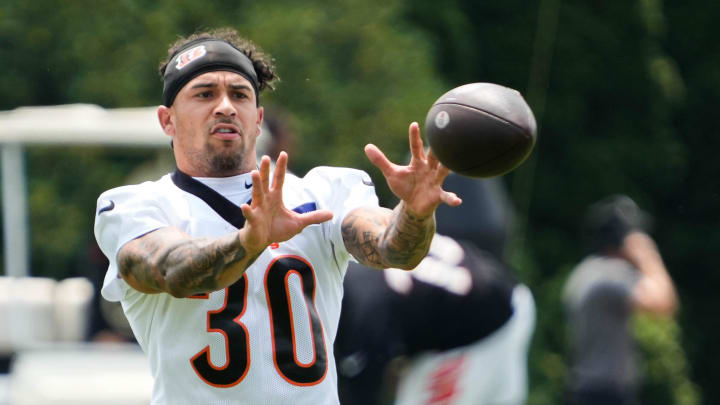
[342,209,385,267]
[118,228,261,297]
[381,203,435,267]
[342,204,435,269]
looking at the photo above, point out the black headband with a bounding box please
[162,39,260,107]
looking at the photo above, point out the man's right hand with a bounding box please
[239,152,334,255]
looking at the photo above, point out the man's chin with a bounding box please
[209,153,243,175]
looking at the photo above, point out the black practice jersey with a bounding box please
[335,234,516,405]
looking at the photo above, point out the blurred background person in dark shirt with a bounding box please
[563,195,678,405]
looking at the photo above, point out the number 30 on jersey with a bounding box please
[190,256,328,387]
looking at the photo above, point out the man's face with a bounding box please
[163,71,263,177]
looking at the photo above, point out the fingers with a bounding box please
[436,162,451,184]
[273,151,288,191]
[299,209,334,227]
[251,155,278,206]
[259,155,271,191]
[436,161,458,206]
[441,191,463,207]
[240,202,254,221]
[408,122,426,161]
[366,123,426,177]
[364,144,397,177]
[250,169,264,205]
[426,148,452,187]
[427,148,440,169]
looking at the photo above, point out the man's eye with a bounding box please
[234,92,248,99]
[197,91,213,98]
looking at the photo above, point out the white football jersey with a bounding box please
[94,166,379,405]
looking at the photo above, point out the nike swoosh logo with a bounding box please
[362,178,374,187]
[97,200,115,215]
[245,181,252,189]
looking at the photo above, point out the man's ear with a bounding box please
[257,106,264,132]
[157,105,175,137]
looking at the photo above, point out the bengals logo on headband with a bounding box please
[175,45,207,70]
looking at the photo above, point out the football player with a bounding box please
[94,28,460,404]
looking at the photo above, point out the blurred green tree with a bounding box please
[634,314,701,405]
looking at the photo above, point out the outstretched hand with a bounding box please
[365,122,462,217]
[240,152,333,253]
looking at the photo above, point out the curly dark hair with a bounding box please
[158,27,279,92]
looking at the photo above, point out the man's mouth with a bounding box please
[211,124,240,140]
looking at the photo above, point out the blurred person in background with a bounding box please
[563,195,678,405]
[93,27,461,405]
[335,174,535,405]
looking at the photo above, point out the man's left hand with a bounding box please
[364,122,462,217]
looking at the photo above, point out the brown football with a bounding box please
[424,83,537,178]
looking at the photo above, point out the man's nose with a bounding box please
[214,94,237,117]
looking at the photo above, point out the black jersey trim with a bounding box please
[171,169,247,229]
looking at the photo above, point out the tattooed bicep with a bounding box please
[341,207,392,268]
[116,227,188,293]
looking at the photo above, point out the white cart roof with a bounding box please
[0,104,169,279]
[0,104,167,146]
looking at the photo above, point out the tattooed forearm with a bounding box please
[160,236,251,296]
[118,228,260,297]
[342,204,435,270]
[379,202,435,268]
[342,209,386,267]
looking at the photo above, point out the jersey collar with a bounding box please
[171,168,247,229]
